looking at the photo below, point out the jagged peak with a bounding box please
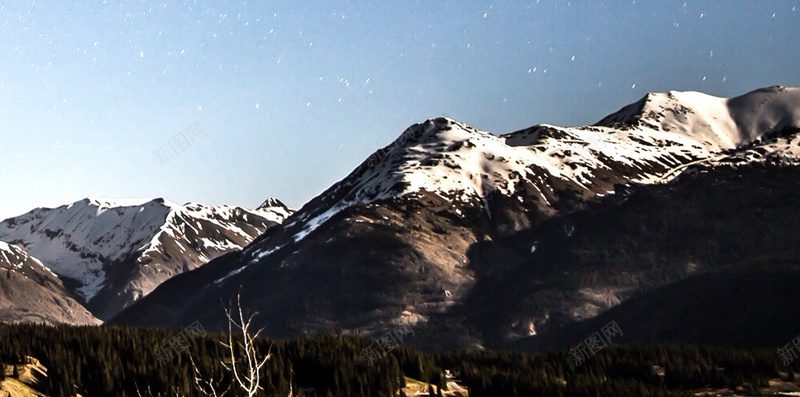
[258,197,290,211]
[359,117,494,172]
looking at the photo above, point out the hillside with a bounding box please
[0,356,48,397]
[0,241,99,325]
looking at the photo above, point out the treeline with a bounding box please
[0,324,430,396]
[438,344,794,396]
[0,323,796,396]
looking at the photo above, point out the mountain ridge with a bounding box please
[111,85,800,351]
[273,86,800,250]
[595,85,800,148]
[0,197,293,321]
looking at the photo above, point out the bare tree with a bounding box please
[135,382,184,397]
[192,293,275,397]
[191,355,229,397]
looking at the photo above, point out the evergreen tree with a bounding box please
[0,323,791,396]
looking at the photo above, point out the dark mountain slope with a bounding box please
[484,163,800,350]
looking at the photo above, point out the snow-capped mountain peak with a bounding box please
[276,86,800,246]
[283,115,697,241]
[0,198,173,299]
[0,197,292,317]
[256,197,294,223]
[597,85,800,150]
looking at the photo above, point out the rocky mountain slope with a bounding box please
[0,241,99,325]
[0,197,292,320]
[113,86,800,350]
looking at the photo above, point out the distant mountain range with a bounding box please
[3,85,800,352]
[109,86,800,350]
[0,197,292,322]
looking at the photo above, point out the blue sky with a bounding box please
[1,0,799,220]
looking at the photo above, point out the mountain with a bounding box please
[0,241,99,325]
[0,197,292,320]
[112,86,800,350]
